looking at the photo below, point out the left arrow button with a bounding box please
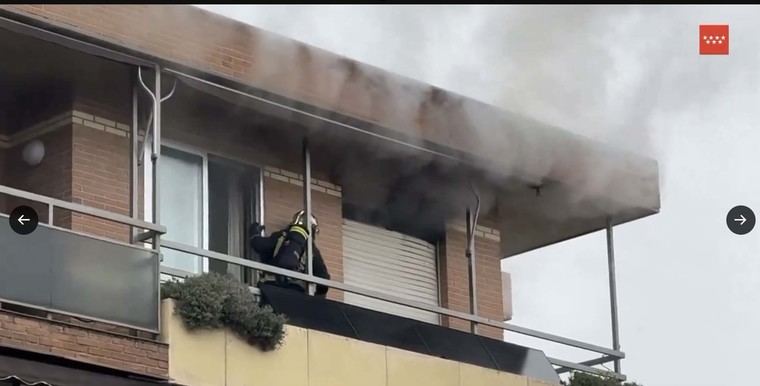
[9,206,39,235]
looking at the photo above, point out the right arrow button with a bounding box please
[727,205,755,235]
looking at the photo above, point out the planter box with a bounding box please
[160,298,308,386]
[160,299,553,386]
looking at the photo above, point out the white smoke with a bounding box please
[192,5,760,227]
[192,6,661,219]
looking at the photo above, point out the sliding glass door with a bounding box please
[158,147,204,274]
[150,144,261,279]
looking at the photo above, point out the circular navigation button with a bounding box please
[9,205,39,235]
[726,205,755,235]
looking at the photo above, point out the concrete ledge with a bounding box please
[160,299,555,386]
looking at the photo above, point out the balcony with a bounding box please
[0,183,624,385]
[0,9,653,384]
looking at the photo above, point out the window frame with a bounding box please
[144,139,265,277]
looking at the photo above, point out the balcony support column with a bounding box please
[303,138,315,296]
[130,81,139,238]
[606,219,621,374]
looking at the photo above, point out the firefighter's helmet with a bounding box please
[292,210,319,235]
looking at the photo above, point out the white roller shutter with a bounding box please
[342,219,439,324]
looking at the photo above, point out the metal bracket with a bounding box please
[133,230,156,243]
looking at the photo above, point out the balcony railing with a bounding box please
[0,184,165,332]
[160,239,626,381]
[0,182,625,381]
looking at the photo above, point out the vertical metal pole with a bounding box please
[466,209,478,334]
[130,83,139,238]
[152,67,162,332]
[258,171,265,232]
[252,170,266,285]
[303,139,315,295]
[151,66,161,240]
[606,219,621,374]
[201,155,209,273]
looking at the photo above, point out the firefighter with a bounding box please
[250,210,330,296]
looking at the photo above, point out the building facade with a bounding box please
[0,5,658,386]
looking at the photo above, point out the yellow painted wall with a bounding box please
[161,300,226,386]
[161,300,556,386]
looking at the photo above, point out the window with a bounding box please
[341,204,441,324]
[158,147,204,273]
[342,219,440,324]
[207,155,261,280]
[145,144,262,280]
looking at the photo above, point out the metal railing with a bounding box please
[0,185,165,237]
[160,239,626,381]
[0,185,166,332]
[0,184,624,379]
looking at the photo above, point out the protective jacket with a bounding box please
[251,224,330,296]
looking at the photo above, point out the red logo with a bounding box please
[700,25,729,55]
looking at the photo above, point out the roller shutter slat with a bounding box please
[342,247,438,281]
[343,219,439,324]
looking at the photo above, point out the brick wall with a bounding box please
[440,219,504,340]
[263,167,344,302]
[70,111,131,242]
[0,108,132,238]
[1,115,73,227]
[0,308,167,378]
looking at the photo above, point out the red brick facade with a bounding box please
[441,220,505,340]
[70,117,131,242]
[2,119,73,226]
[0,308,167,378]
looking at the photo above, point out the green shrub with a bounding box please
[563,372,642,386]
[161,273,286,351]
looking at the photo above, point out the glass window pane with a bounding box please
[159,147,203,273]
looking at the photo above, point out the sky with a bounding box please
[197,5,760,385]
